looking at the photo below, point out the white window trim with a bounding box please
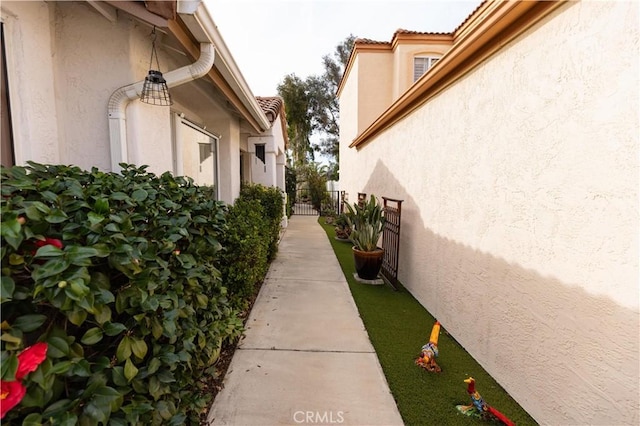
[413,56,440,82]
[173,113,220,199]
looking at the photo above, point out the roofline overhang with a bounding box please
[348,0,568,149]
[175,0,270,132]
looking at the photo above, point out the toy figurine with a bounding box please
[456,377,515,426]
[415,320,441,372]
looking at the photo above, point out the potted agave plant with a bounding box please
[345,195,385,280]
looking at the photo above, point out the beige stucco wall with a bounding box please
[392,41,452,99]
[356,52,393,135]
[339,2,639,424]
[2,1,254,204]
[1,1,60,165]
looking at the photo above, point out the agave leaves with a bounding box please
[344,195,385,252]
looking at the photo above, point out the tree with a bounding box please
[278,36,355,180]
[307,35,356,166]
[277,74,314,166]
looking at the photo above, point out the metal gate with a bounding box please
[381,197,403,289]
[292,190,343,216]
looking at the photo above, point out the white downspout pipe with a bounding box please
[107,43,215,172]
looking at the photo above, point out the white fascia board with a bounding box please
[177,0,271,131]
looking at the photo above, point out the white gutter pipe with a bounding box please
[107,42,215,172]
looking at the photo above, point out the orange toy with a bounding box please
[415,320,441,372]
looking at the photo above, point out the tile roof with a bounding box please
[355,28,453,46]
[453,0,488,34]
[393,28,452,36]
[256,96,283,124]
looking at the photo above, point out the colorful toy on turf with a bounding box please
[415,320,441,372]
[456,377,515,426]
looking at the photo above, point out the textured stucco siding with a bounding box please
[339,2,639,424]
[52,2,183,173]
[1,1,60,165]
[356,53,393,135]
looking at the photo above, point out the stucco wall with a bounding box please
[339,2,639,424]
[393,41,452,99]
[356,53,393,134]
[1,1,60,165]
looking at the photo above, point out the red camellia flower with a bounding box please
[0,343,48,419]
[15,342,48,380]
[34,238,64,250]
[0,380,27,419]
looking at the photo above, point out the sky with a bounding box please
[205,0,482,97]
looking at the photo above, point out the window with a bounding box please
[180,120,219,198]
[413,56,440,82]
[255,144,266,164]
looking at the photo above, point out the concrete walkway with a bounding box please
[207,216,403,425]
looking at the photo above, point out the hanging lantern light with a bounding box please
[140,27,173,106]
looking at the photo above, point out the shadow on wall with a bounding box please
[360,159,639,425]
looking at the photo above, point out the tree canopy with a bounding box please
[277,35,356,178]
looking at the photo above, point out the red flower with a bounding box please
[0,380,26,419]
[34,238,63,249]
[15,342,48,380]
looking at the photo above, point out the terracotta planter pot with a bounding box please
[352,246,384,280]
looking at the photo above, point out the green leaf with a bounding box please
[48,360,73,375]
[9,253,25,265]
[81,327,103,345]
[32,258,71,280]
[34,244,64,258]
[87,212,105,226]
[66,246,100,266]
[13,314,47,333]
[147,358,161,375]
[104,322,127,337]
[94,305,112,325]
[66,309,88,326]
[21,412,43,426]
[116,336,132,362]
[45,209,69,223]
[156,400,173,420]
[131,189,148,202]
[151,317,163,340]
[130,338,148,360]
[42,399,73,419]
[47,336,69,358]
[1,276,15,302]
[110,192,129,201]
[111,366,127,387]
[1,353,18,380]
[71,359,92,377]
[124,358,138,382]
[94,198,109,214]
[65,279,90,301]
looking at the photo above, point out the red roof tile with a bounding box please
[256,96,283,124]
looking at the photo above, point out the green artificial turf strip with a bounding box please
[319,218,538,426]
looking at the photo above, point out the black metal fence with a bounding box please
[381,197,403,289]
[292,190,343,216]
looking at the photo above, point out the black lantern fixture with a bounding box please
[140,27,173,106]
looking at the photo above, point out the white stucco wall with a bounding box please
[340,2,639,424]
[248,135,277,188]
[213,118,241,204]
[1,1,60,165]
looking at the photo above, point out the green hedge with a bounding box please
[1,163,244,425]
[216,198,268,306]
[237,184,283,261]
